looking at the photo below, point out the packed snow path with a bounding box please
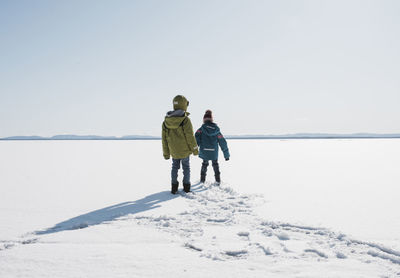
[1,182,400,277]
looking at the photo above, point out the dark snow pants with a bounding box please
[201,160,220,178]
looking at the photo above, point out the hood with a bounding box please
[201,122,220,136]
[164,110,189,129]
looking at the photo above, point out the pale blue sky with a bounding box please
[1,0,399,137]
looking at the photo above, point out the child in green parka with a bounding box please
[162,95,199,194]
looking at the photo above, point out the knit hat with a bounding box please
[203,110,213,122]
[173,95,189,111]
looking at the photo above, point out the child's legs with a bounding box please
[201,160,209,176]
[171,158,181,184]
[181,157,190,184]
[212,160,220,176]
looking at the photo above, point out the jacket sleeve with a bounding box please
[195,128,202,146]
[162,122,170,159]
[217,131,230,159]
[183,118,199,156]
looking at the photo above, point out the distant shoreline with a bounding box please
[1,135,400,141]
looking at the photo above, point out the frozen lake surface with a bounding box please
[1,139,399,277]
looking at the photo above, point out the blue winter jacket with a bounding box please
[195,122,230,161]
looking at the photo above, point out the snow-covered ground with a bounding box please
[1,139,399,277]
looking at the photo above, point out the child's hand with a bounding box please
[164,155,170,160]
[225,157,230,161]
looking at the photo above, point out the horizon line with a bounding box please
[1,133,400,141]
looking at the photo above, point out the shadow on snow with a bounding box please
[35,189,181,235]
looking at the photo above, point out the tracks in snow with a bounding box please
[2,182,400,275]
[126,182,400,274]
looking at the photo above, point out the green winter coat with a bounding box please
[162,110,199,159]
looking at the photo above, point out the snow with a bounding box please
[1,139,400,277]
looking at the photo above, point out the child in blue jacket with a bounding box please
[195,110,230,184]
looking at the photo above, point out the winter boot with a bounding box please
[171,182,179,194]
[183,183,191,193]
